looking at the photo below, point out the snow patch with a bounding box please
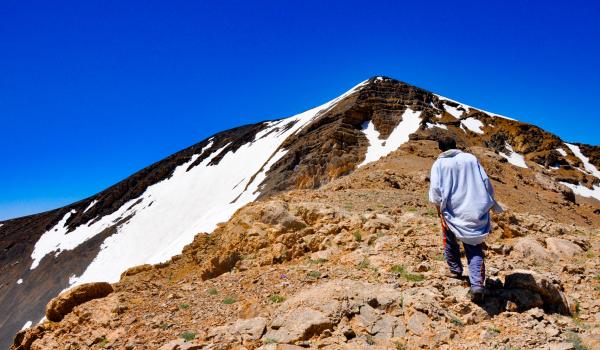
[20,321,32,331]
[461,117,485,134]
[435,94,516,121]
[560,182,600,202]
[29,80,368,287]
[17,279,23,285]
[443,104,465,118]
[83,200,98,213]
[426,122,447,130]
[564,143,600,179]
[556,148,567,157]
[359,109,422,166]
[30,210,77,269]
[499,143,528,168]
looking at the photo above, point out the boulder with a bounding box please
[259,201,307,233]
[513,238,557,262]
[262,280,402,344]
[362,214,394,232]
[406,310,430,335]
[503,270,570,315]
[11,325,45,350]
[46,282,114,322]
[545,238,583,259]
[207,316,267,346]
[265,307,331,343]
[120,264,153,279]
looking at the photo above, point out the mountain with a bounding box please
[2,76,600,350]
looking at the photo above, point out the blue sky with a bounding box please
[1,0,599,220]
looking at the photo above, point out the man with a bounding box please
[428,135,503,302]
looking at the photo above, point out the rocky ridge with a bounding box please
[11,139,600,350]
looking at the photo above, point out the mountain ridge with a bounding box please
[2,76,600,349]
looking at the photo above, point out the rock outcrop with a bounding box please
[45,282,114,322]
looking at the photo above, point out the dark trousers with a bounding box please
[443,226,485,289]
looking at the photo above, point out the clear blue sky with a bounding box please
[1,0,599,220]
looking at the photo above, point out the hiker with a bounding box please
[428,135,503,301]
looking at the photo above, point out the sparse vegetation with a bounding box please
[263,338,277,345]
[356,259,370,270]
[450,317,464,326]
[353,230,363,242]
[394,341,407,350]
[269,294,285,303]
[566,331,588,350]
[307,270,321,278]
[488,326,501,334]
[179,303,190,310]
[96,336,108,348]
[207,287,219,295]
[390,265,425,282]
[309,258,327,265]
[180,331,196,342]
[223,297,237,305]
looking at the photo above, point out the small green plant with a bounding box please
[425,209,437,217]
[574,229,586,236]
[307,270,321,278]
[263,338,277,345]
[389,265,424,282]
[353,230,363,242]
[180,331,196,342]
[566,331,588,350]
[433,253,445,261]
[207,287,219,295]
[223,296,237,305]
[269,294,285,303]
[159,322,170,330]
[593,275,600,281]
[309,258,327,264]
[179,303,190,310]
[97,336,108,348]
[356,259,370,270]
[488,326,501,334]
[574,300,581,316]
[390,265,405,274]
[394,341,407,350]
[595,286,600,292]
[450,318,464,326]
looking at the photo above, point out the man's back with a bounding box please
[429,149,496,245]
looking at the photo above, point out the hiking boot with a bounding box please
[445,270,464,280]
[469,286,485,303]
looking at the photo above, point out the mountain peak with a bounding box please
[2,77,600,349]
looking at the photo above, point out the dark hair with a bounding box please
[437,135,457,152]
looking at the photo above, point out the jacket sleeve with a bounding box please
[478,161,504,213]
[429,162,442,204]
[478,161,494,197]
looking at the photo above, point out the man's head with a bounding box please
[437,135,457,152]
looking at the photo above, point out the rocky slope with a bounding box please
[3,76,600,349]
[12,140,600,350]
